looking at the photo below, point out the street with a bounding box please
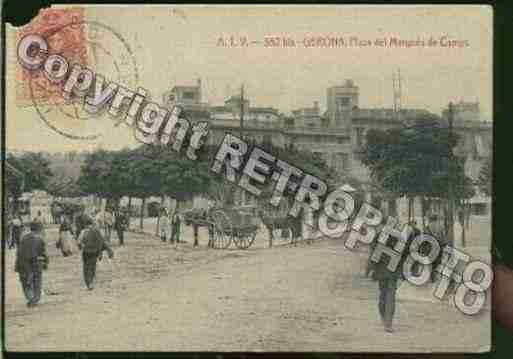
[3,224,490,352]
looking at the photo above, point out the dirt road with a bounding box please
[3,225,490,352]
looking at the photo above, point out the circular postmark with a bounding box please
[22,16,139,140]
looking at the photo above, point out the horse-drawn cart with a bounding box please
[184,206,259,249]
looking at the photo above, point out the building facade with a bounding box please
[169,78,492,240]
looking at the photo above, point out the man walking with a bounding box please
[10,213,23,249]
[373,222,419,333]
[95,208,113,242]
[15,221,48,307]
[170,211,182,245]
[159,209,171,243]
[114,209,129,246]
[74,210,90,241]
[78,217,114,290]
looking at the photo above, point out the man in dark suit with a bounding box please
[114,209,129,246]
[78,217,114,290]
[15,221,48,307]
[74,210,90,241]
[373,221,420,333]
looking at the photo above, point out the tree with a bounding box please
[47,176,84,198]
[77,149,114,199]
[135,144,215,209]
[359,119,475,233]
[477,155,492,196]
[6,152,53,195]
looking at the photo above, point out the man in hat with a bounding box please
[114,208,129,246]
[373,222,419,333]
[78,216,114,290]
[74,209,90,241]
[170,211,182,245]
[10,213,23,249]
[15,221,48,307]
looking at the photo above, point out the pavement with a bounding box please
[3,224,491,352]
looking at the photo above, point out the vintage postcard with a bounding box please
[3,4,492,353]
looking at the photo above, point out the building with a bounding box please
[162,78,211,120]
[442,100,482,122]
[210,95,281,127]
[170,78,491,187]
[326,79,359,128]
[166,78,492,240]
[292,101,321,127]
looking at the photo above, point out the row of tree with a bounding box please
[360,119,491,245]
[75,139,335,226]
[6,119,492,245]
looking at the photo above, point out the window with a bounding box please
[475,135,489,159]
[355,127,365,147]
[285,118,295,127]
[471,203,488,216]
[339,97,350,106]
[334,153,350,171]
[182,91,196,100]
[313,152,324,162]
[337,97,351,111]
[263,134,272,146]
[371,195,382,210]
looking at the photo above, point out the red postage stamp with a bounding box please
[16,7,87,106]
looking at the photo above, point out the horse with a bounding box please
[258,210,304,247]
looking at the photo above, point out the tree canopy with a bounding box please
[359,120,475,201]
[5,152,53,198]
[477,155,492,196]
[75,136,334,211]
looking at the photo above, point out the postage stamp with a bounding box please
[15,7,87,106]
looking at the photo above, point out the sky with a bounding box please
[6,5,492,152]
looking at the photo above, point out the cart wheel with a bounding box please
[234,228,257,249]
[210,210,232,249]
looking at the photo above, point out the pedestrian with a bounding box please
[170,211,182,244]
[104,208,114,241]
[34,210,44,224]
[15,221,49,307]
[366,219,388,279]
[11,213,23,249]
[373,222,419,333]
[114,209,129,246]
[159,209,171,243]
[35,210,47,240]
[365,238,378,279]
[74,210,90,241]
[78,216,114,290]
[426,214,448,283]
[95,209,113,242]
[5,213,12,249]
[57,216,75,257]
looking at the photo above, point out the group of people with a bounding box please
[6,210,45,249]
[158,208,182,244]
[13,207,131,308]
